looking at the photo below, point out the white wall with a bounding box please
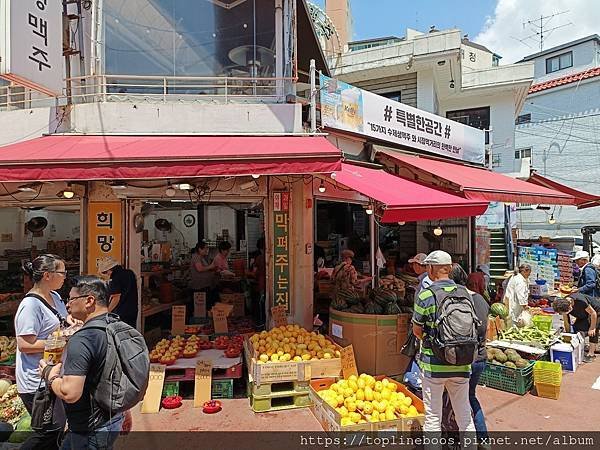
[205,206,237,245]
[461,43,493,71]
[0,208,80,255]
[145,210,198,257]
[530,39,600,81]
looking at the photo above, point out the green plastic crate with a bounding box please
[532,315,553,332]
[162,381,179,398]
[478,361,534,395]
[212,379,234,399]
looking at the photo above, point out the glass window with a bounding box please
[546,51,573,74]
[446,106,490,144]
[515,148,531,159]
[381,91,401,103]
[103,0,276,80]
[492,153,501,168]
[516,113,531,124]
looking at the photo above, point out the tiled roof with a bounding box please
[529,67,600,93]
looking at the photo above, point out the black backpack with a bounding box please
[84,314,150,415]
[429,285,480,366]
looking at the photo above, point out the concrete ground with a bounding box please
[131,362,600,432]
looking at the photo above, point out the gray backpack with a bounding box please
[86,314,150,415]
[429,285,480,366]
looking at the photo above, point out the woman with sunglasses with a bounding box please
[15,254,69,450]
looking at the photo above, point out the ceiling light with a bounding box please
[251,174,260,179]
[330,172,337,180]
[398,221,406,226]
[110,181,128,190]
[548,214,556,225]
[146,201,159,205]
[318,180,326,193]
[177,183,193,191]
[365,205,373,215]
[171,199,187,203]
[433,225,443,236]
[17,184,38,193]
[61,183,75,199]
[165,184,176,197]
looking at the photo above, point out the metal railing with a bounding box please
[504,203,515,270]
[0,74,294,110]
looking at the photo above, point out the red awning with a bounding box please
[527,172,600,209]
[0,135,342,182]
[377,151,575,205]
[333,163,489,222]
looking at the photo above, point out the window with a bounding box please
[516,113,531,124]
[381,91,401,103]
[446,106,490,144]
[546,51,573,74]
[515,148,532,159]
[492,153,501,168]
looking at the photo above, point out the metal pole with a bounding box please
[275,0,283,100]
[310,59,316,133]
[370,213,376,289]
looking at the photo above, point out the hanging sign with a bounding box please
[140,364,166,414]
[273,192,291,313]
[171,305,186,336]
[0,0,63,96]
[319,74,485,164]
[193,359,213,408]
[87,202,122,275]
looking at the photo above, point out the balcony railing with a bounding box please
[0,75,293,110]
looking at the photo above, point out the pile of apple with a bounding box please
[149,335,201,365]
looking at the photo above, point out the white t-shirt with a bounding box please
[15,292,68,393]
[504,273,529,326]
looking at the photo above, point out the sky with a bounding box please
[312,0,600,63]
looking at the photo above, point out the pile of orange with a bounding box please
[249,324,340,364]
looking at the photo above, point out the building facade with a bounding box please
[515,35,600,237]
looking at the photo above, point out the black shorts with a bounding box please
[573,318,600,343]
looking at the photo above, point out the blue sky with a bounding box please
[312,0,497,42]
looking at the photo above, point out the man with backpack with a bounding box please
[40,276,149,449]
[412,250,476,442]
[572,251,599,297]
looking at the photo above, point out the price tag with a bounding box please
[171,305,186,336]
[271,305,288,327]
[140,364,166,414]
[212,304,232,334]
[193,359,213,408]
[194,291,207,318]
[340,345,358,379]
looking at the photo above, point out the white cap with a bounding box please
[591,254,600,267]
[423,250,452,265]
[571,250,590,261]
[408,253,427,264]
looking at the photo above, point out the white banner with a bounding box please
[320,74,485,165]
[0,0,63,96]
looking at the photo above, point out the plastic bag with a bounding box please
[517,309,533,328]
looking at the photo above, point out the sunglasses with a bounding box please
[64,294,89,304]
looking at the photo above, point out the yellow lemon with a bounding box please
[364,386,374,401]
[408,405,418,415]
[326,397,338,408]
[357,378,366,389]
[355,389,365,401]
[381,389,392,401]
[376,401,386,414]
[388,383,398,392]
[323,352,332,359]
[259,354,269,363]
[301,353,311,361]
[403,396,412,407]
[348,380,358,393]
[382,378,390,387]
[358,419,367,424]
[340,417,353,427]
[362,401,373,415]
[330,383,339,393]
[338,380,349,390]
[368,415,379,423]
[270,354,280,362]
[399,405,409,415]
[343,388,354,398]
[356,399,365,410]
[372,410,380,420]
[346,402,357,413]
[337,406,349,417]
[373,391,382,402]
[366,376,376,388]
[348,374,358,383]
[293,356,302,362]
[336,395,344,406]
[374,381,383,393]
[385,409,396,421]
[350,412,361,423]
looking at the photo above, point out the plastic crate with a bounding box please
[478,361,534,395]
[532,315,553,332]
[533,361,562,385]
[162,381,179,398]
[535,382,561,400]
[212,379,234,399]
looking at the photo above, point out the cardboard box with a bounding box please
[486,316,505,341]
[219,293,245,317]
[309,376,425,432]
[550,333,584,372]
[328,309,411,376]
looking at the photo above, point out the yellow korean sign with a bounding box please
[87,202,122,274]
[272,192,290,313]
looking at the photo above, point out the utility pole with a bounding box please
[520,11,572,52]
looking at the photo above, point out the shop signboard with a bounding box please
[319,74,486,165]
[272,192,290,313]
[0,0,63,96]
[87,202,122,274]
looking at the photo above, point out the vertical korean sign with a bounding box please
[273,192,290,313]
[87,202,122,274]
[0,0,63,96]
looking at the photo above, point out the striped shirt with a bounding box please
[412,279,471,378]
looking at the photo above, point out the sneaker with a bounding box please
[583,355,594,363]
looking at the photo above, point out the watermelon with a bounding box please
[331,298,348,311]
[490,302,508,319]
[348,304,365,314]
[385,302,401,315]
[372,288,397,306]
[338,289,361,305]
[364,302,379,315]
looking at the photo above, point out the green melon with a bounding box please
[490,302,509,319]
[515,358,529,369]
[494,351,508,363]
[504,361,517,369]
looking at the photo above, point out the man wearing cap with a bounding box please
[572,251,599,297]
[408,253,432,298]
[412,250,475,438]
[97,257,138,329]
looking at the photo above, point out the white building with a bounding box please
[328,27,534,171]
[514,35,600,237]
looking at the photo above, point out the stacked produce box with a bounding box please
[518,245,558,284]
[556,252,574,285]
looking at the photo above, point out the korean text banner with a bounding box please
[272,192,290,313]
[0,0,63,96]
[319,74,486,165]
[87,202,122,274]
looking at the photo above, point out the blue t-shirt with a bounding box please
[15,292,68,393]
